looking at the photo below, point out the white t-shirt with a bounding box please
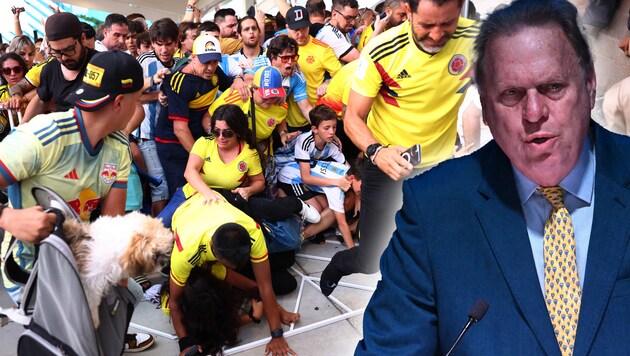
[316,24,354,60]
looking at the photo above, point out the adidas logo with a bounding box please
[64,168,79,180]
[396,69,411,79]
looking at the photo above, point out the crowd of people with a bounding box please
[0,0,627,355]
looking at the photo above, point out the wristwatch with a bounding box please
[364,143,382,159]
[270,328,284,338]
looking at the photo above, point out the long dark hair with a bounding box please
[178,266,243,355]
[211,104,257,150]
[0,52,28,85]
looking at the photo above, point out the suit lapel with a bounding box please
[573,127,630,355]
[475,143,561,356]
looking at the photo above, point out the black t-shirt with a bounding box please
[309,23,325,38]
[37,48,97,112]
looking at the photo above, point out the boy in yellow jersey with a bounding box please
[285,6,342,132]
[321,0,479,296]
[169,195,300,356]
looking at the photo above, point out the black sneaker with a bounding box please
[320,264,342,297]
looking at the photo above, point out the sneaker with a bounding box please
[124,333,155,353]
[320,264,343,297]
[308,232,326,245]
[298,199,321,224]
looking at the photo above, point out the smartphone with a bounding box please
[401,144,421,166]
[379,12,387,20]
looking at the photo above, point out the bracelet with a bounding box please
[186,5,195,12]
[248,306,261,324]
[371,145,386,165]
[178,336,197,352]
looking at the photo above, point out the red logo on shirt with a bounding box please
[101,163,118,184]
[266,117,276,127]
[448,54,467,75]
[238,161,247,172]
[306,56,315,64]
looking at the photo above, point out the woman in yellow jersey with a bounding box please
[0,53,28,140]
[158,104,320,229]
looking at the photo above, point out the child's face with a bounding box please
[139,43,152,55]
[313,119,337,143]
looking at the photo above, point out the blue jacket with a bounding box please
[357,123,630,355]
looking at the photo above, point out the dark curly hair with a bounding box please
[211,104,257,150]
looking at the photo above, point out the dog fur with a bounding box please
[63,211,174,328]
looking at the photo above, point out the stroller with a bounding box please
[0,187,136,355]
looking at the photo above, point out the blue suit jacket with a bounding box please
[357,124,630,355]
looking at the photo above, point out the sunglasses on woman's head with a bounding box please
[2,66,22,75]
[212,128,235,138]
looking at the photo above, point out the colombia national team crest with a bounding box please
[448,54,467,76]
[267,117,276,127]
[237,161,247,172]
[101,163,118,184]
[306,56,315,64]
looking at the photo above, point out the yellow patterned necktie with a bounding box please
[537,186,581,356]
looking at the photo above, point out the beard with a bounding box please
[60,45,86,70]
[413,32,451,55]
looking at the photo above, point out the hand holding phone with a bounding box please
[401,144,421,166]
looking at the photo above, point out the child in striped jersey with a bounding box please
[277,104,357,247]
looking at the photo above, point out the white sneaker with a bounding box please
[299,199,321,224]
[124,333,155,353]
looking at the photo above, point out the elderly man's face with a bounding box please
[480,25,596,187]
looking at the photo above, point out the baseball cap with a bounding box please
[253,66,286,99]
[45,12,83,41]
[286,6,312,30]
[192,33,222,63]
[66,51,144,112]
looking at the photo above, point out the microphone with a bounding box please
[445,299,489,356]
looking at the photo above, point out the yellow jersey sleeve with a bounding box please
[25,57,52,87]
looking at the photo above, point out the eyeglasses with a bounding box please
[277,54,299,63]
[212,128,235,138]
[334,9,359,22]
[49,40,78,58]
[2,66,22,75]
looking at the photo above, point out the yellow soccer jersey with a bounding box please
[0,109,131,219]
[181,136,263,198]
[352,18,479,168]
[209,89,288,143]
[220,37,243,55]
[25,56,53,87]
[357,22,375,52]
[0,85,12,138]
[287,37,342,128]
[170,195,268,287]
[317,60,358,117]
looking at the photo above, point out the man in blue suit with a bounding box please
[357,0,630,355]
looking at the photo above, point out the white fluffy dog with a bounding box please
[63,211,174,328]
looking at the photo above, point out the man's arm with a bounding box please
[124,103,146,135]
[339,47,360,63]
[100,187,127,217]
[21,92,49,123]
[173,120,195,152]
[345,89,412,180]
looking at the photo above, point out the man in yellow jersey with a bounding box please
[169,195,300,356]
[357,0,409,52]
[285,6,342,132]
[320,0,479,296]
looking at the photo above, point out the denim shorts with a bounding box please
[138,140,169,202]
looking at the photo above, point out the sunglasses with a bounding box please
[277,54,299,63]
[49,40,78,59]
[212,128,235,138]
[2,66,22,75]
